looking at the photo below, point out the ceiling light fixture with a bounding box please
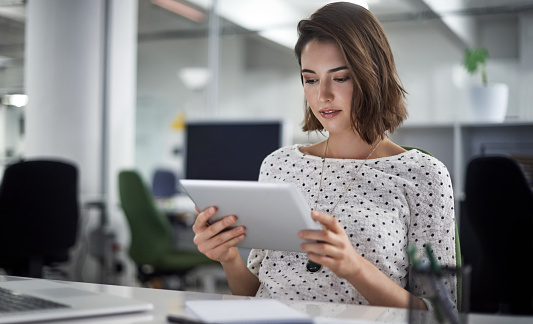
[178,67,210,91]
[151,0,206,23]
[1,94,28,108]
[185,0,370,49]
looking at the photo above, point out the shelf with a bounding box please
[401,119,533,129]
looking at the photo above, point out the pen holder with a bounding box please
[408,265,471,324]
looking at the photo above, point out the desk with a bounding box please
[26,279,533,324]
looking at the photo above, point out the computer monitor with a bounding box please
[185,120,287,181]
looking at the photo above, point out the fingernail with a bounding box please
[225,216,235,225]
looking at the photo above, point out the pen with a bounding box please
[167,314,207,324]
[425,244,441,275]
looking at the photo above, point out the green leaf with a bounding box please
[463,48,488,75]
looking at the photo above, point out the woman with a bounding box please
[192,2,456,310]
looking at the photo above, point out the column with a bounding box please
[25,0,137,283]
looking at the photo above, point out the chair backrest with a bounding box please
[0,160,79,264]
[464,155,533,314]
[118,170,173,265]
[152,168,179,198]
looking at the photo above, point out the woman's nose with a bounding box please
[318,80,333,102]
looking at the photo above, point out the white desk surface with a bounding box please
[32,279,533,324]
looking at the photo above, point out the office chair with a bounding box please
[152,168,179,198]
[401,146,464,311]
[151,168,183,226]
[0,159,79,278]
[118,170,217,290]
[463,155,533,315]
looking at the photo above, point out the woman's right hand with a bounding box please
[192,206,246,264]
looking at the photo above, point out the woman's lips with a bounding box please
[319,109,341,119]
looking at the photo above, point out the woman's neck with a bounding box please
[325,134,383,160]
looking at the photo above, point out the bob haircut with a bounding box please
[294,2,407,144]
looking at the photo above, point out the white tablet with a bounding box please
[179,179,321,252]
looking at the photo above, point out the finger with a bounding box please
[300,241,344,259]
[298,229,331,242]
[205,214,240,238]
[311,210,342,233]
[306,252,334,268]
[299,222,342,244]
[203,234,246,260]
[197,226,246,253]
[193,206,217,232]
[211,228,246,251]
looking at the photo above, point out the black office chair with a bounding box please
[0,159,79,278]
[463,155,533,314]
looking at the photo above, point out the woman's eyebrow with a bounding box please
[329,66,348,73]
[301,66,348,74]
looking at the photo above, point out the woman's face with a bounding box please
[301,40,354,136]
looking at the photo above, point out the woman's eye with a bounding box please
[334,77,350,82]
[304,79,318,84]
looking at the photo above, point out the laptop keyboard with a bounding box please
[0,287,69,313]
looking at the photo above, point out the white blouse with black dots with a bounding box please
[247,144,457,308]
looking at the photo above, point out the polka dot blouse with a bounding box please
[247,144,457,308]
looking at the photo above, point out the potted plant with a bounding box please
[463,48,508,122]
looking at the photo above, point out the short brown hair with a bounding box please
[294,2,407,144]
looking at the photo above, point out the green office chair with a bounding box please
[118,170,216,289]
[401,146,463,311]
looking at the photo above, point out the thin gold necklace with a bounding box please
[307,138,382,273]
[314,138,382,214]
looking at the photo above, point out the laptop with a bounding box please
[0,275,153,323]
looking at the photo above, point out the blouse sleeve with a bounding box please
[405,156,457,310]
[247,248,267,277]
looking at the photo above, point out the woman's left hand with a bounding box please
[298,210,362,279]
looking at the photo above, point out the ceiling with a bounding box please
[1,0,533,70]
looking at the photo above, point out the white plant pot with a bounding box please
[467,83,509,122]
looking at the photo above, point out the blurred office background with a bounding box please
[0,0,532,307]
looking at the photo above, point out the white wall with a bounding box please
[384,19,466,123]
[383,17,528,124]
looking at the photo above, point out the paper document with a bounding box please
[185,299,313,324]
